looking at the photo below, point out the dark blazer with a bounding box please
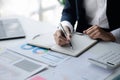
[61,0,120,32]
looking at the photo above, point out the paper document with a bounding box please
[9,42,70,66]
[0,47,47,80]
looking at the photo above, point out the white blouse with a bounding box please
[61,0,120,43]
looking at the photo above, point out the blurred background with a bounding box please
[0,0,64,25]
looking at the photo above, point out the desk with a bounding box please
[0,16,57,47]
[0,16,119,80]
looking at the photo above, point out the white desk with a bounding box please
[0,16,57,47]
[39,45,119,80]
[0,16,119,80]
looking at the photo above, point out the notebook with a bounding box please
[0,18,25,40]
[28,32,98,57]
[0,47,47,80]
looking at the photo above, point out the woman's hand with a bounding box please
[54,26,71,46]
[83,25,116,41]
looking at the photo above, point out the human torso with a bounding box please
[84,0,109,29]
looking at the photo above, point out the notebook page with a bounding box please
[28,33,56,49]
[51,34,98,56]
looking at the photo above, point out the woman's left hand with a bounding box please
[83,25,116,41]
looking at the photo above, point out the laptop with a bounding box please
[0,47,47,80]
[0,18,25,40]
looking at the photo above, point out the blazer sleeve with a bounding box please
[111,28,120,43]
[61,0,77,27]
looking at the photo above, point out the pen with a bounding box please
[32,34,40,39]
[59,23,73,49]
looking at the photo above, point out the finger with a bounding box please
[54,30,69,46]
[56,38,66,46]
[85,26,98,35]
[64,26,72,40]
[55,36,68,46]
[84,25,95,33]
[57,30,68,41]
[54,30,63,45]
[89,29,100,39]
[83,26,94,34]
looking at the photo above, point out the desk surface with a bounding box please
[0,16,57,47]
[0,16,119,80]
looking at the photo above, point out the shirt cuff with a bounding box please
[61,21,73,33]
[111,28,120,43]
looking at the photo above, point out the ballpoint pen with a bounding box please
[59,23,73,49]
[32,34,40,39]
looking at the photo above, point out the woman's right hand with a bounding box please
[54,26,71,46]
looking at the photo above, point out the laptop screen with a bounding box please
[0,18,25,40]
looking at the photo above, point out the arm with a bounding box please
[61,0,77,27]
[111,28,120,43]
[54,0,76,46]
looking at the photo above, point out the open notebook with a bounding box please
[0,47,47,80]
[0,18,25,40]
[28,32,98,57]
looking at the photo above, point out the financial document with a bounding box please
[9,42,70,67]
[0,46,47,80]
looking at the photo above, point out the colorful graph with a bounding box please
[20,44,48,54]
